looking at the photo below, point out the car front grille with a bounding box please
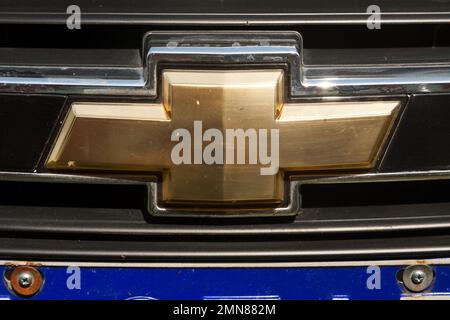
[0,14,449,262]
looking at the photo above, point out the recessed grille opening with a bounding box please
[0,181,147,209]
[301,24,450,48]
[301,179,450,208]
[0,25,143,49]
[0,24,448,50]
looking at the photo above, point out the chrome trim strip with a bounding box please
[146,182,301,218]
[145,45,301,97]
[1,170,447,185]
[0,172,142,185]
[0,66,144,86]
[1,257,449,268]
[303,64,450,96]
[0,65,145,95]
[0,31,449,96]
[1,12,450,25]
[299,170,450,184]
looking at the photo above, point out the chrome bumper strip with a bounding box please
[1,12,450,25]
[1,170,449,185]
[3,257,450,268]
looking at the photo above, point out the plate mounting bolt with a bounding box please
[402,265,434,293]
[7,266,44,297]
[17,271,33,288]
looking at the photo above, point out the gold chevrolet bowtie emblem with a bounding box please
[46,69,399,205]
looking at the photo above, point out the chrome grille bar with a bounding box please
[0,31,449,97]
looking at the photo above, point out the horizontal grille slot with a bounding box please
[0,181,146,209]
[301,180,450,208]
[0,24,448,50]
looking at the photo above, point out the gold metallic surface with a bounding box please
[46,69,400,204]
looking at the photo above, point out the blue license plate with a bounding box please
[1,260,450,300]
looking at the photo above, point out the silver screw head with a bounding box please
[402,265,434,292]
[17,271,34,288]
[411,270,425,285]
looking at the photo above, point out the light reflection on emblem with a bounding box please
[46,69,400,208]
